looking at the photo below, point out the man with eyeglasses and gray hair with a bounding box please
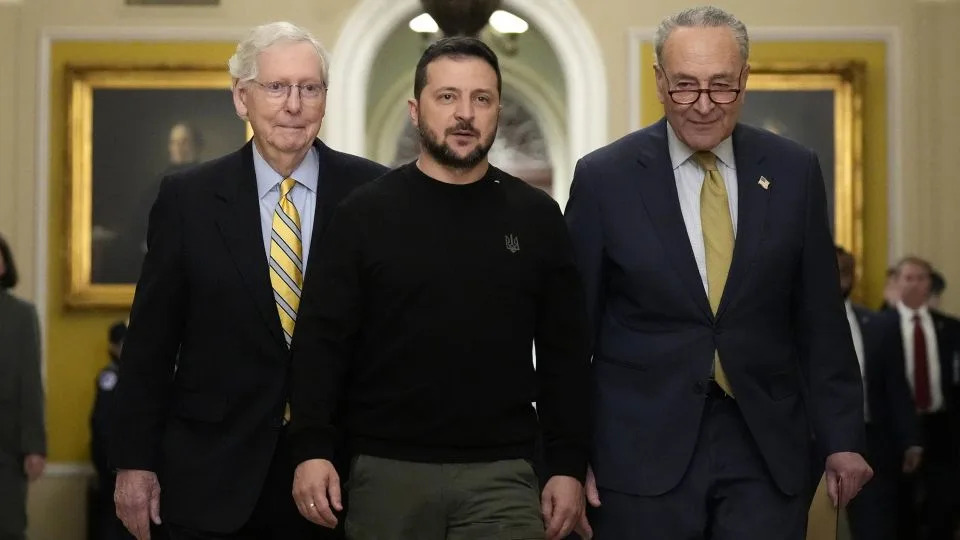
[110,21,386,540]
[565,5,873,538]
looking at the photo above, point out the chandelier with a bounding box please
[409,0,529,54]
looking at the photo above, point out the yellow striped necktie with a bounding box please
[693,151,734,397]
[269,177,303,347]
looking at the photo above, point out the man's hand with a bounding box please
[902,445,923,474]
[574,465,601,539]
[23,454,45,482]
[115,469,162,540]
[825,452,873,508]
[293,459,342,528]
[541,475,584,540]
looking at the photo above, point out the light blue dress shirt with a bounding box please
[253,143,318,274]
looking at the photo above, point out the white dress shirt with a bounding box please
[253,143,318,273]
[666,123,739,295]
[896,301,943,412]
[844,299,869,421]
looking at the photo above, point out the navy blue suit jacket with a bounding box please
[854,305,920,464]
[877,307,960,459]
[564,119,865,497]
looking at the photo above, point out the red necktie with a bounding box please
[913,313,931,411]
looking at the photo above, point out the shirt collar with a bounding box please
[666,121,735,171]
[897,300,930,320]
[253,141,320,199]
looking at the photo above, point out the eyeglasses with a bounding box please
[661,67,743,105]
[250,80,327,100]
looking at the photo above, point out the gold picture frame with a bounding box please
[66,66,248,308]
[742,61,866,297]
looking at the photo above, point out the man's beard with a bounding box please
[418,115,496,170]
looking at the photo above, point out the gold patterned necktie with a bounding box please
[270,177,303,347]
[693,151,734,396]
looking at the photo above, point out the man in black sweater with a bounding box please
[288,37,591,540]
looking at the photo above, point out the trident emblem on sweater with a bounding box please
[505,234,520,254]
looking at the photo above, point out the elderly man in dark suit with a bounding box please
[0,234,46,540]
[110,21,387,540]
[565,6,872,539]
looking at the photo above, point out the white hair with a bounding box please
[655,6,749,67]
[228,21,329,85]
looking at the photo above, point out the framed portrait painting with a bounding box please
[741,61,865,265]
[66,66,249,308]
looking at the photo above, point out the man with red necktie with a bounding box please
[886,256,960,540]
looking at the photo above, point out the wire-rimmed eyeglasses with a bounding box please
[250,80,327,100]
[660,67,744,105]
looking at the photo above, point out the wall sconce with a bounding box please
[408,9,530,56]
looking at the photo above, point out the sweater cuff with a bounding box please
[110,424,160,473]
[287,428,336,467]
[544,445,588,483]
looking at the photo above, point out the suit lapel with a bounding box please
[933,311,958,388]
[303,140,355,272]
[312,141,347,240]
[214,142,286,349]
[716,125,770,319]
[636,120,712,321]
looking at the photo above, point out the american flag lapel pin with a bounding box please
[758,176,770,190]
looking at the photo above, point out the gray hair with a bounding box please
[654,6,749,67]
[228,21,329,85]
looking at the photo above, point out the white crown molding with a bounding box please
[627,25,903,259]
[38,25,246,41]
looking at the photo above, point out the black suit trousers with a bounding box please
[154,431,341,540]
[847,424,899,540]
[587,390,809,540]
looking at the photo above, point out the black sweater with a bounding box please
[289,162,590,480]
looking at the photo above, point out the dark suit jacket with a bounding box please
[111,139,387,533]
[0,291,45,540]
[564,119,864,498]
[854,305,919,466]
[882,307,960,461]
[91,359,119,482]
[0,290,45,466]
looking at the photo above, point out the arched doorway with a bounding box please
[326,0,607,207]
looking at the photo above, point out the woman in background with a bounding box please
[0,234,46,540]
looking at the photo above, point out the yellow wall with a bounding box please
[46,41,237,461]
[640,41,888,306]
